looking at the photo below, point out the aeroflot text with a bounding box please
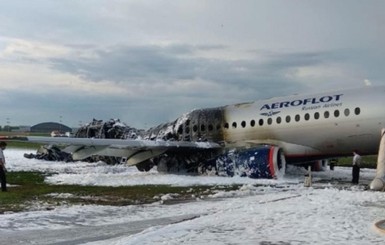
[260,94,343,110]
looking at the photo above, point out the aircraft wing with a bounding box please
[2,136,221,166]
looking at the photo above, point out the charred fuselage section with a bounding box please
[25,108,285,178]
[25,119,143,165]
[139,107,227,174]
[130,107,285,178]
[143,107,226,143]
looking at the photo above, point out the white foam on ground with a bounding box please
[1,148,384,244]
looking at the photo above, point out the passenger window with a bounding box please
[286,115,291,123]
[334,110,340,118]
[355,107,361,115]
[304,113,310,121]
[267,118,273,125]
[295,114,300,122]
[185,127,190,134]
[224,123,229,129]
[241,121,246,128]
[344,108,350,116]
[178,125,183,134]
[314,112,320,120]
[201,125,206,131]
[208,124,214,131]
[259,119,264,126]
[232,122,237,128]
[324,111,330,119]
[250,120,255,127]
[193,125,198,132]
[276,117,282,124]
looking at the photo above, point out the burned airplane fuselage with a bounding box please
[140,104,284,178]
[144,107,226,143]
[141,107,227,175]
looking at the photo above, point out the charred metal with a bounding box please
[24,110,284,178]
[143,107,225,143]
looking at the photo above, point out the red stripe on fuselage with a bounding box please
[268,147,275,177]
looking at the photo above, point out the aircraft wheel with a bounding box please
[136,160,154,172]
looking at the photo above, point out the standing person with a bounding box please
[352,150,362,184]
[0,141,7,192]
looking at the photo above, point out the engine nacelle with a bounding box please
[214,146,286,179]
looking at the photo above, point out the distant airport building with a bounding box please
[30,122,72,134]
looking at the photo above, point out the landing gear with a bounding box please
[136,160,154,172]
[304,166,312,187]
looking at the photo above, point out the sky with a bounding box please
[1,148,385,244]
[1,1,385,128]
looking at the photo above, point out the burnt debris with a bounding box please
[24,119,144,164]
[25,107,226,172]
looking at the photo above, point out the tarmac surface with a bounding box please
[0,214,200,245]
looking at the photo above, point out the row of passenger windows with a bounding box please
[229,107,361,128]
[178,107,361,134]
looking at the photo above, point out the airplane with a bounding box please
[3,85,385,179]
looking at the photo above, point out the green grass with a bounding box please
[0,171,241,213]
[335,155,377,168]
[0,131,47,149]
[6,141,42,149]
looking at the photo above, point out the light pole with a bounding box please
[59,116,63,133]
[6,118,10,132]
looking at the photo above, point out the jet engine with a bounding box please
[214,146,286,179]
[136,146,286,179]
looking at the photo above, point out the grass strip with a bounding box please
[0,171,240,213]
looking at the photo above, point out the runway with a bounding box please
[0,214,200,245]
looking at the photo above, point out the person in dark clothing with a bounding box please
[352,150,361,184]
[0,141,7,192]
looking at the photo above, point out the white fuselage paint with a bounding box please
[18,86,385,167]
[221,86,385,162]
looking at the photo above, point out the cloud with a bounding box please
[1,38,71,60]
[1,1,385,128]
[48,44,326,99]
[0,39,323,127]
